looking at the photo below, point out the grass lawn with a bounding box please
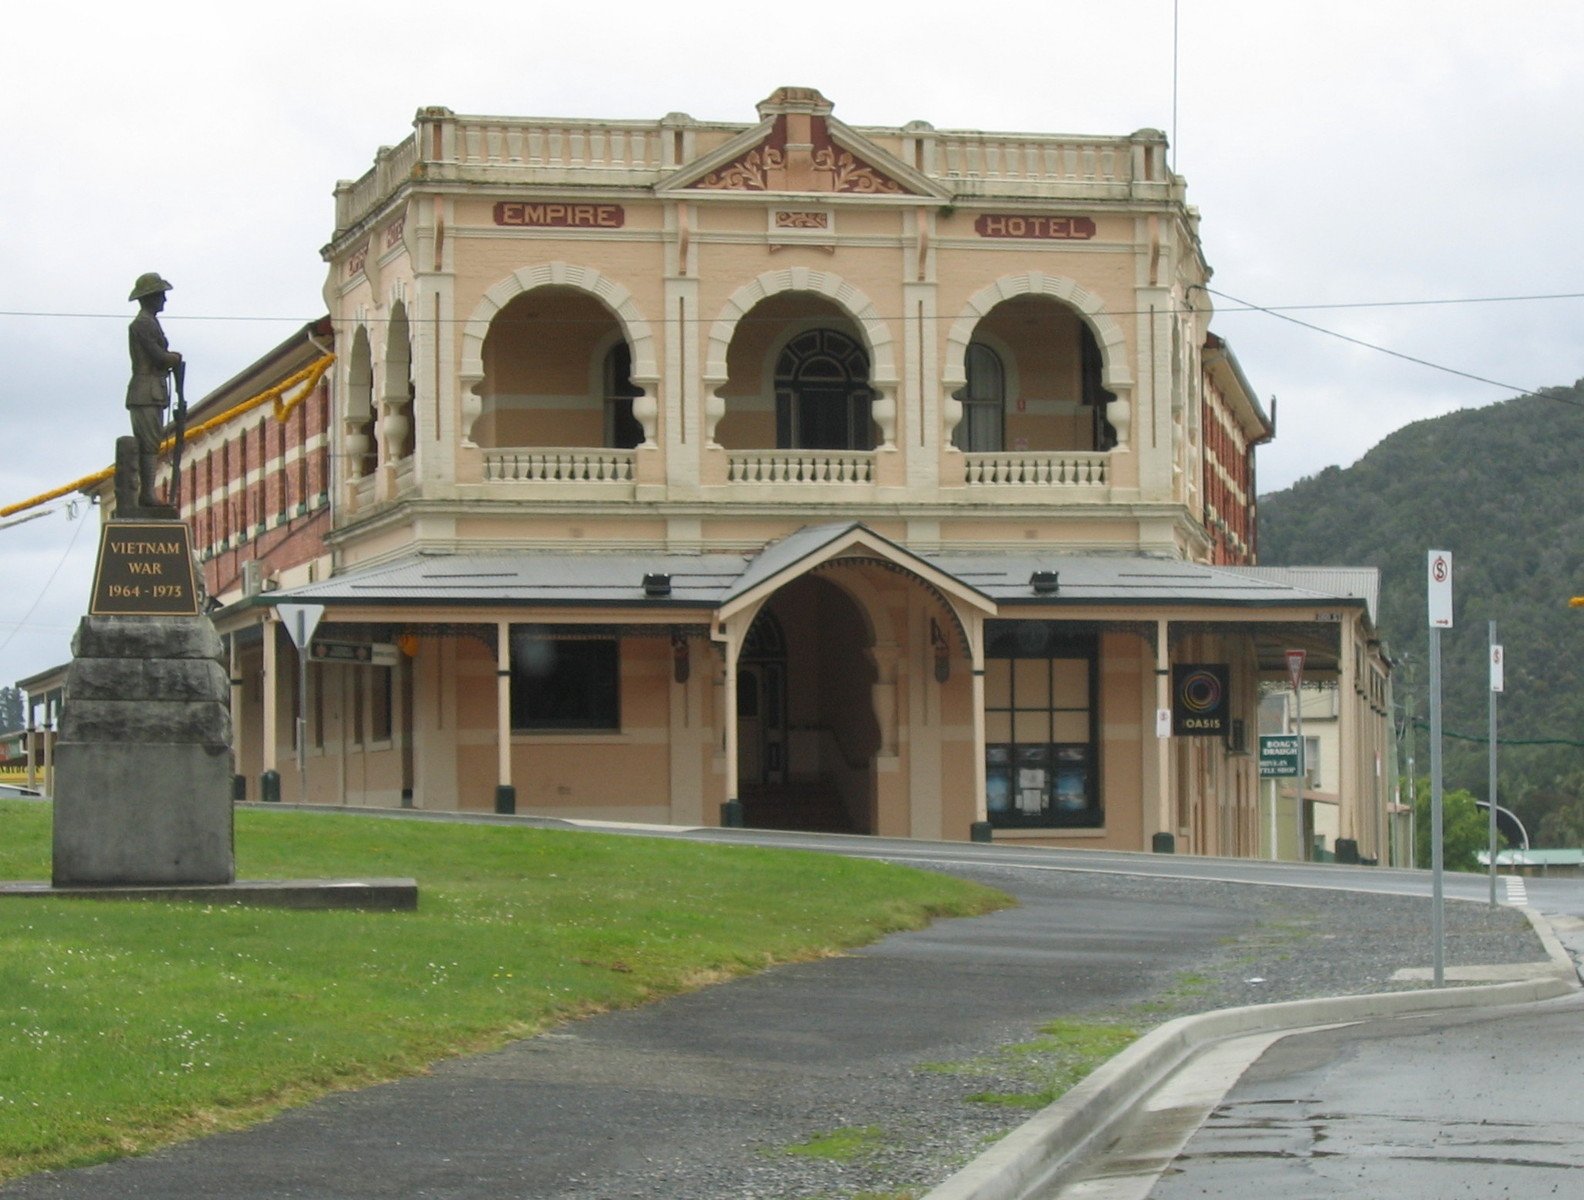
[0,801,1007,1182]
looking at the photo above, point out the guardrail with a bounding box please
[483,448,636,483]
[726,451,874,484]
[963,451,1108,487]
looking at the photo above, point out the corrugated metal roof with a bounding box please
[270,550,753,607]
[262,530,1372,615]
[1223,566,1380,624]
[924,554,1362,608]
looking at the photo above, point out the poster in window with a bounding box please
[1171,664,1230,736]
[986,766,1012,813]
[1017,768,1047,814]
[1054,766,1088,813]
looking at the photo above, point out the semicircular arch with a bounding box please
[458,262,659,389]
[943,273,1132,395]
[704,268,898,389]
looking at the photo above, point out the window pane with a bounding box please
[1052,661,1089,707]
[984,659,1012,706]
[985,711,1012,742]
[510,632,620,730]
[371,666,393,743]
[1013,659,1050,708]
[1013,711,1048,744]
[1054,712,1089,742]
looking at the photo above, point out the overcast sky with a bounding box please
[3,0,1581,689]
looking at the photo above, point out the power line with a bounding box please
[2,290,1583,326]
[1206,287,1584,410]
[0,509,90,659]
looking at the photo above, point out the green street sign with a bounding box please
[1259,734,1302,778]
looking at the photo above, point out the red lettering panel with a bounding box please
[975,214,1095,240]
[494,201,626,228]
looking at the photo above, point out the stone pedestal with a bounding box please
[52,616,234,886]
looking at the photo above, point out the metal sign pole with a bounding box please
[1287,649,1306,862]
[1488,627,1502,908]
[1427,550,1453,987]
[296,611,309,806]
[1268,776,1277,861]
[275,602,326,807]
[1430,625,1445,984]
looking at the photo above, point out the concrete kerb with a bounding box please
[921,905,1581,1200]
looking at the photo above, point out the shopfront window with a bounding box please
[983,622,1099,828]
[510,629,620,731]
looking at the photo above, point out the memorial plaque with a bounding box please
[89,522,199,616]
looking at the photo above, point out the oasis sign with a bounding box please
[1172,664,1229,736]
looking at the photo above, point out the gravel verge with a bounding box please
[615,866,1549,1200]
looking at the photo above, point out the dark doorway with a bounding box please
[737,579,878,834]
[774,329,874,451]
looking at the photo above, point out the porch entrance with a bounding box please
[737,577,878,834]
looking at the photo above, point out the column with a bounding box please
[1156,618,1172,845]
[495,621,514,813]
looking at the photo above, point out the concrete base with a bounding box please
[54,743,234,885]
[53,614,235,887]
[0,877,419,911]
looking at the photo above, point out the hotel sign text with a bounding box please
[494,202,626,229]
[974,214,1096,240]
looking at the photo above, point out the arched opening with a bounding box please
[951,341,1006,452]
[603,341,644,449]
[956,295,1116,453]
[714,293,875,451]
[345,325,376,478]
[775,328,872,450]
[738,575,879,833]
[383,302,416,462]
[474,286,644,449]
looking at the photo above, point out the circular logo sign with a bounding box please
[1179,668,1224,713]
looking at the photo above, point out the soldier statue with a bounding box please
[125,272,183,511]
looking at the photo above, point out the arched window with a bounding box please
[1081,324,1118,451]
[603,342,644,449]
[774,329,873,451]
[346,326,376,478]
[952,342,1005,452]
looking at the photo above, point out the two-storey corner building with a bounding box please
[214,86,1392,858]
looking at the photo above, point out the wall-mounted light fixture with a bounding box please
[1030,570,1060,595]
[930,617,950,683]
[671,629,690,684]
[643,573,672,598]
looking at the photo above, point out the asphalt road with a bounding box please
[9,804,1578,1198]
[0,852,1267,1199]
[1128,995,1584,1199]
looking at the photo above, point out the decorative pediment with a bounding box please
[659,87,947,200]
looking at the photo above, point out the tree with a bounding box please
[0,686,22,734]
[1414,786,1501,873]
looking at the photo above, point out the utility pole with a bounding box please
[1427,551,1453,987]
[1488,626,1502,909]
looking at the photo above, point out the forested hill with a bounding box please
[1255,380,1584,843]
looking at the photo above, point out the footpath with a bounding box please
[0,844,1568,1200]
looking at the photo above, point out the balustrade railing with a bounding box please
[457,120,666,173]
[963,452,1108,487]
[726,451,874,485]
[334,111,1166,235]
[483,448,635,483]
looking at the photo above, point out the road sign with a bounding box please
[276,603,326,650]
[1259,734,1302,778]
[1428,550,1453,628]
[311,640,398,666]
[1490,644,1504,693]
[1285,648,1305,692]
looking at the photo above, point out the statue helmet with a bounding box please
[128,272,174,301]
